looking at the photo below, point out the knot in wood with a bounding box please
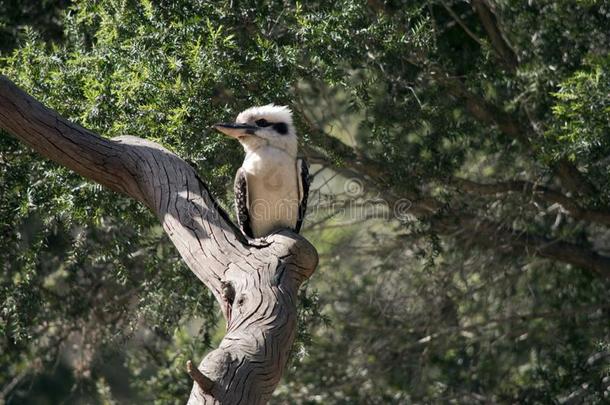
[220,280,235,304]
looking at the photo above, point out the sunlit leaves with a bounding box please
[547,56,610,162]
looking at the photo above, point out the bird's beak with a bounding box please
[213,122,258,139]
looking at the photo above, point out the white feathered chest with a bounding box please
[241,147,303,237]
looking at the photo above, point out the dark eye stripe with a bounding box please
[255,119,271,127]
[273,122,288,135]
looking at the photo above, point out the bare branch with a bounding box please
[0,75,318,405]
[0,77,142,199]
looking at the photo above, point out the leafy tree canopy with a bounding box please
[1,0,609,403]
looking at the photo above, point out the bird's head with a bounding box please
[214,104,297,157]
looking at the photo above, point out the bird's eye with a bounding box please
[255,119,271,127]
[273,122,288,135]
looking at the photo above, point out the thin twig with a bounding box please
[440,1,488,49]
[187,360,215,394]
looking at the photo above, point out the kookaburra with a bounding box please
[214,105,309,238]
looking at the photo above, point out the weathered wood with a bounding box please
[0,75,318,404]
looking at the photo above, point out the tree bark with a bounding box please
[0,75,318,404]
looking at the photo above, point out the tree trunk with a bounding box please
[0,75,318,404]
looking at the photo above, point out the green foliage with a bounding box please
[1,0,609,404]
[547,56,610,162]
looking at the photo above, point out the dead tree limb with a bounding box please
[0,75,318,405]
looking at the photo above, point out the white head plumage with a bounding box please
[214,104,297,156]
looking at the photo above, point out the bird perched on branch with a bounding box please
[214,105,309,238]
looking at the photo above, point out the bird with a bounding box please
[214,104,309,238]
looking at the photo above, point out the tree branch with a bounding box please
[454,177,610,226]
[0,75,318,405]
[296,113,610,276]
[366,0,595,197]
[440,1,487,49]
[443,3,596,197]
[433,215,610,278]
[0,78,141,199]
[297,114,442,217]
[471,0,519,71]
[187,360,215,394]
[435,71,597,196]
